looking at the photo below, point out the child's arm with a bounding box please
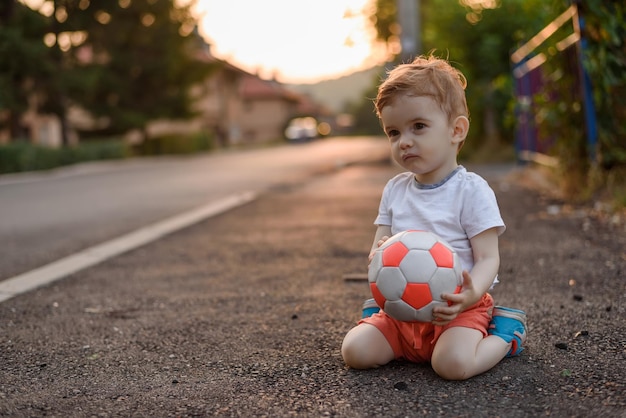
[368,225,392,261]
[432,227,500,325]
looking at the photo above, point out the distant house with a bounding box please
[147,43,311,147]
[1,40,323,148]
[191,54,303,146]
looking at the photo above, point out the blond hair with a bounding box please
[375,55,469,124]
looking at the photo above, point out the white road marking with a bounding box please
[0,191,257,303]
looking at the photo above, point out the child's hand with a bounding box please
[431,270,480,326]
[368,235,390,262]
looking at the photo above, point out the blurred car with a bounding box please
[285,117,318,142]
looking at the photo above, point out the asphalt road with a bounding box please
[0,137,389,281]
[0,156,624,417]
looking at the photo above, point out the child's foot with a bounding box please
[488,306,527,357]
[361,298,380,318]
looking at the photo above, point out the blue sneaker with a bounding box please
[488,306,527,357]
[362,298,380,318]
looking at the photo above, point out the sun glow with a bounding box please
[192,0,389,83]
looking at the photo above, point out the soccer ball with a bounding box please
[368,230,463,322]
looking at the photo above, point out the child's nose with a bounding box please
[399,134,412,148]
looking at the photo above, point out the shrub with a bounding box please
[134,132,215,156]
[0,140,130,174]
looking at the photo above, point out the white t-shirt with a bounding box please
[374,166,505,275]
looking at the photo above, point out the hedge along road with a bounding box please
[0,137,390,302]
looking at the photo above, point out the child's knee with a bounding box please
[341,324,394,369]
[431,355,470,380]
[341,329,372,369]
[341,342,362,369]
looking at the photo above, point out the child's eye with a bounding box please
[386,129,400,138]
[413,122,426,130]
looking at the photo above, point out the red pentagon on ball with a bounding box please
[429,241,454,268]
[401,282,432,309]
[369,283,386,309]
[381,241,409,267]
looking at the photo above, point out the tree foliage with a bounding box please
[1,0,215,143]
[579,0,626,169]
[0,2,52,139]
[58,0,214,139]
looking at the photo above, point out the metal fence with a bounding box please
[510,2,597,166]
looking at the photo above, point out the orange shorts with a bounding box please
[359,293,494,363]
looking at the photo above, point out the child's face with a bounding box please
[380,94,465,184]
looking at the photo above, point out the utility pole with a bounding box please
[397,0,421,63]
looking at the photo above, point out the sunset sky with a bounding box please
[19,0,388,84]
[192,0,389,84]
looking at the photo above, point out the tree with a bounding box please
[55,0,215,141]
[2,0,215,144]
[0,1,52,139]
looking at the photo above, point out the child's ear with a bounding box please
[451,116,469,145]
